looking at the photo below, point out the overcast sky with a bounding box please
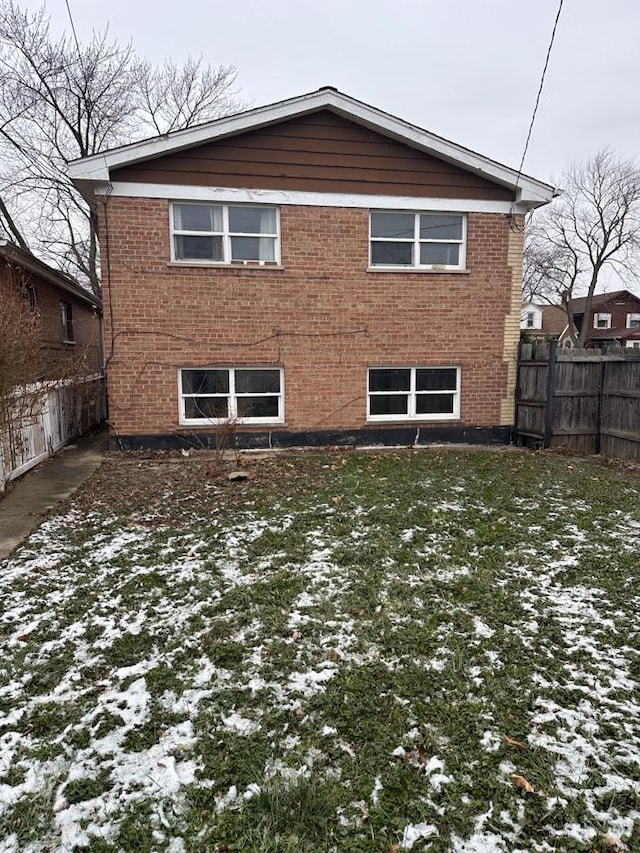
[28,0,640,186]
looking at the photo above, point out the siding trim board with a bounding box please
[100,183,526,215]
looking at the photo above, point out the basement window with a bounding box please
[367,366,460,421]
[171,203,279,265]
[369,211,465,269]
[179,367,284,425]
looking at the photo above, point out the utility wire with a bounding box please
[64,0,84,72]
[514,0,564,196]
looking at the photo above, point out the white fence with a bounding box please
[0,375,107,490]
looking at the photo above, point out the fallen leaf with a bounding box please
[294,707,305,718]
[511,773,534,793]
[504,735,527,749]
[600,834,629,852]
[16,634,30,642]
[332,495,343,504]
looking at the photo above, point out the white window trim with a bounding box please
[625,340,640,349]
[369,211,466,271]
[626,313,640,328]
[367,366,461,422]
[178,367,285,426]
[594,312,612,329]
[170,202,281,266]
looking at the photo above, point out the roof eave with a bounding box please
[0,240,101,308]
[68,89,556,207]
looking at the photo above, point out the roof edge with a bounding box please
[0,240,101,308]
[68,88,556,208]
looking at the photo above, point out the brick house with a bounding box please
[0,240,102,375]
[571,290,640,349]
[69,87,555,450]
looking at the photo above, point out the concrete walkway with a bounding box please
[0,428,108,561]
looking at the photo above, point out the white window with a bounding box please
[525,311,535,328]
[171,203,279,265]
[626,340,640,349]
[594,312,612,329]
[179,368,284,425]
[367,367,460,421]
[369,211,465,270]
[627,313,640,328]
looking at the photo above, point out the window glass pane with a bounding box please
[419,214,462,240]
[175,235,223,261]
[416,368,458,392]
[371,242,413,266]
[237,396,279,419]
[370,394,409,416]
[369,369,411,392]
[174,204,222,232]
[416,393,455,415]
[230,236,276,262]
[235,369,281,394]
[419,243,460,266]
[185,397,229,419]
[182,370,229,395]
[229,206,276,234]
[370,212,414,239]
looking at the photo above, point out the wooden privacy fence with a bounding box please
[515,341,640,461]
[0,374,107,490]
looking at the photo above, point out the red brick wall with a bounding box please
[98,197,517,437]
[1,261,102,377]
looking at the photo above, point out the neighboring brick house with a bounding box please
[0,240,102,375]
[69,87,555,450]
[571,290,640,349]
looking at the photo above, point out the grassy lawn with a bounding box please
[1,447,639,852]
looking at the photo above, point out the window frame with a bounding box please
[367,366,461,422]
[60,301,74,344]
[626,313,640,328]
[170,202,281,266]
[594,312,612,329]
[178,367,285,426]
[369,211,466,271]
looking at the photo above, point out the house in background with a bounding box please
[0,240,103,375]
[0,240,104,487]
[571,290,640,349]
[521,302,568,342]
[69,87,555,450]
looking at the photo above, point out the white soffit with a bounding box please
[69,88,556,207]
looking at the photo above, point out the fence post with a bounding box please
[543,339,558,449]
[514,340,523,446]
[595,358,606,455]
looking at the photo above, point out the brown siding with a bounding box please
[111,111,513,201]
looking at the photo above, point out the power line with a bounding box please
[64,0,84,70]
[514,0,565,196]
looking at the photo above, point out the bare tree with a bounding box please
[524,150,640,346]
[0,1,241,294]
